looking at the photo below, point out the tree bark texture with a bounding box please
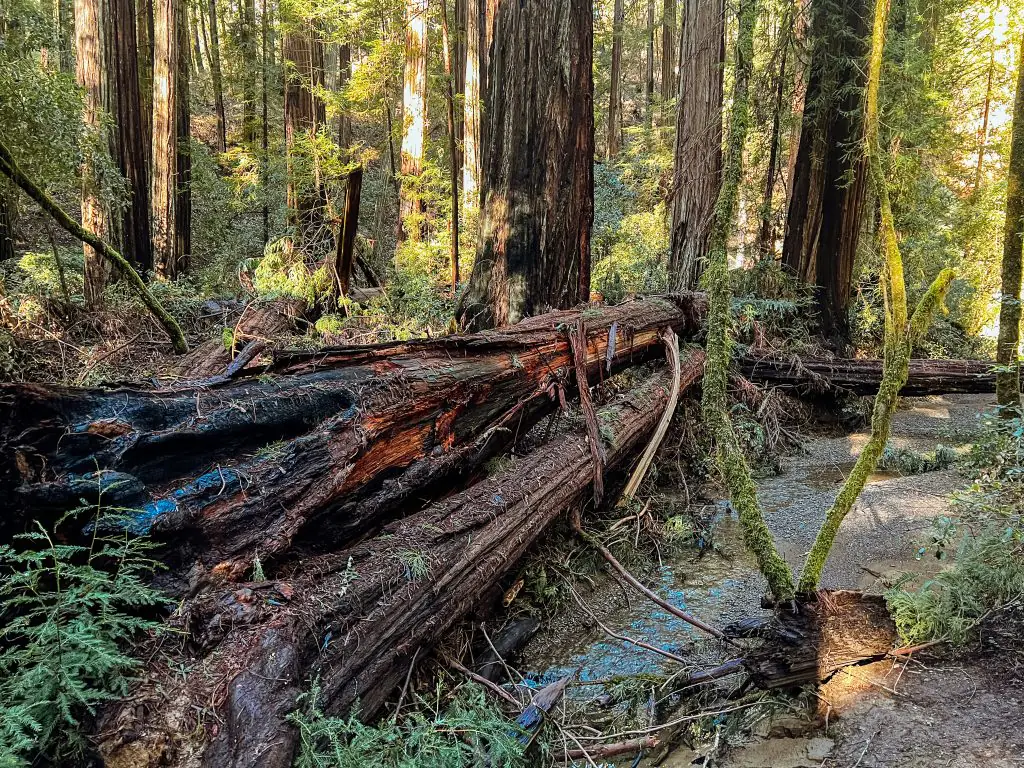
[660,0,677,106]
[1,296,707,585]
[239,0,259,143]
[457,0,594,330]
[151,0,191,278]
[108,0,153,272]
[75,0,113,304]
[781,0,870,346]
[997,34,1024,408]
[668,0,724,291]
[97,368,689,768]
[399,0,428,241]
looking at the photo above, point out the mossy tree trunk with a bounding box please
[701,0,797,603]
[796,0,955,594]
[996,35,1024,410]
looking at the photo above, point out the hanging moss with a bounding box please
[700,0,796,602]
[796,0,955,595]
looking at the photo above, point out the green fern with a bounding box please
[0,502,166,764]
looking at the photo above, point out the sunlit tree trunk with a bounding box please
[607,0,624,159]
[109,0,153,272]
[260,0,269,245]
[463,0,482,209]
[399,0,428,242]
[283,21,328,255]
[151,0,191,278]
[75,0,113,304]
[440,0,460,289]
[997,36,1024,409]
[782,0,869,348]
[457,0,594,330]
[785,0,809,203]
[668,0,724,291]
[207,0,226,152]
[189,0,203,73]
[660,0,676,108]
[974,12,997,193]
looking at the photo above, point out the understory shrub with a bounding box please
[887,409,1024,644]
[0,500,165,764]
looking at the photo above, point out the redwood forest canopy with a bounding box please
[1,0,1024,765]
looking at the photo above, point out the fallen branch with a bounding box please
[563,736,659,761]
[0,137,188,354]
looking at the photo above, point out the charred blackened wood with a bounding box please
[2,295,707,583]
[98,368,695,768]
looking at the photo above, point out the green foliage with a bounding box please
[878,444,958,475]
[290,679,530,768]
[397,549,429,582]
[0,501,165,764]
[888,409,1024,644]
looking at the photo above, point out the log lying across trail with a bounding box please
[98,365,702,768]
[740,354,999,396]
[0,296,707,581]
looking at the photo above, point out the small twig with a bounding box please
[445,655,520,706]
[852,727,881,768]
[394,646,421,714]
[569,586,687,664]
[574,699,766,741]
[560,736,659,762]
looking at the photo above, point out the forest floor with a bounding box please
[518,393,1024,767]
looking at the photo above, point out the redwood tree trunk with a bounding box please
[75,0,113,304]
[457,0,594,330]
[398,0,428,241]
[109,0,153,272]
[239,0,259,143]
[668,0,724,291]
[660,0,677,107]
[151,0,190,278]
[781,0,870,346]
[462,0,482,209]
[207,0,227,153]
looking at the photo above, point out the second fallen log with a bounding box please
[98,363,701,768]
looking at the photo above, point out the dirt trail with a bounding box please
[518,393,1024,767]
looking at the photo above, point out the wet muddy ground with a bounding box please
[517,394,1024,767]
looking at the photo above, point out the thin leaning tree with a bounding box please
[702,0,955,604]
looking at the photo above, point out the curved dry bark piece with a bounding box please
[98,366,698,768]
[2,295,706,584]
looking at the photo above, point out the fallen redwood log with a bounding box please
[98,364,700,768]
[739,354,999,396]
[1,295,706,584]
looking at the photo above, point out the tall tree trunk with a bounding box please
[660,0,676,107]
[668,0,725,291]
[607,0,624,159]
[189,0,203,73]
[151,0,190,278]
[75,0,113,305]
[260,0,269,245]
[785,0,809,204]
[440,0,460,290]
[997,36,1024,409]
[109,0,153,272]
[399,0,428,242]
[757,31,787,260]
[781,0,870,348]
[974,12,996,194]
[138,0,154,154]
[457,0,594,330]
[646,0,655,125]
[240,0,258,143]
[207,0,226,153]
[283,21,328,257]
[336,43,351,153]
[0,190,15,262]
[58,0,75,72]
[462,0,482,210]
